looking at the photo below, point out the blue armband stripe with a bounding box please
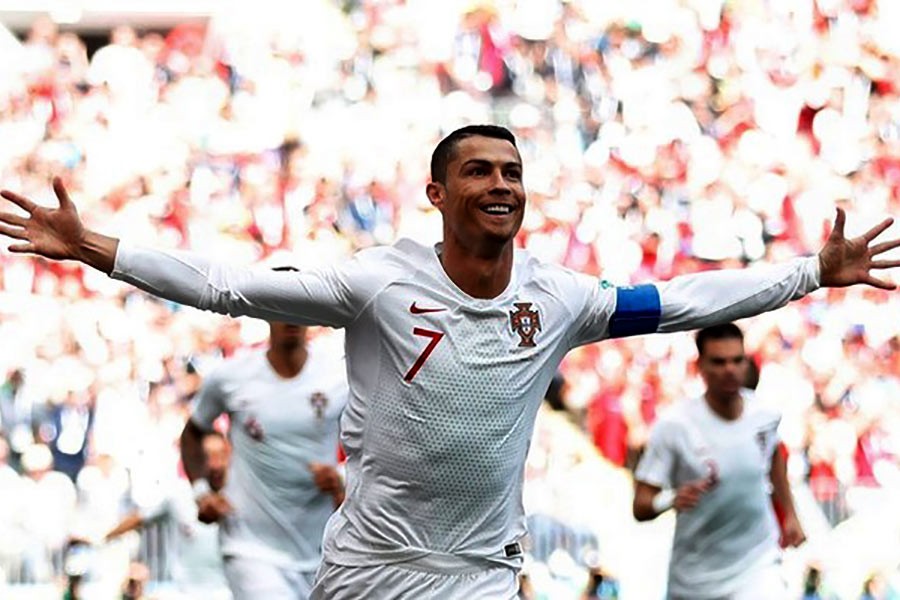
[609,284,661,338]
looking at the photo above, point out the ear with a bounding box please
[425,181,446,210]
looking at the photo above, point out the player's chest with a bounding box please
[224,378,342,442]
[676,419,777,484]
[368,285,571,380]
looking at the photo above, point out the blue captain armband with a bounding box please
[608,284,661,338]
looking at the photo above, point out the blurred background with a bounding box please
[1,0,900,598]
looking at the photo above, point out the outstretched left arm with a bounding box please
[613,209,900,337]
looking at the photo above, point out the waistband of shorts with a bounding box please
[392,552,514,575]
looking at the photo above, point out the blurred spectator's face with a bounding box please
[429,136,525,247]
[111,26,137,46]
[28,16,57,44]
[698,338,747,399]
[203,435,231,491]
[269,322,308,352]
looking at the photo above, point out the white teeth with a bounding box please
[484,205,512,214]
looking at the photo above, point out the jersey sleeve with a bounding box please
[190,367,228,431]
[656,257,819,333]
[110,244,383,328]
[570,256,819,346]
[634,419,678,489]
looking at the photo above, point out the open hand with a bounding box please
[818,208,900,289]
[0,177,86,260]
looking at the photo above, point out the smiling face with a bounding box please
[426,135,526,251]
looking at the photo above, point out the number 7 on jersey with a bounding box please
[404,327,444,382]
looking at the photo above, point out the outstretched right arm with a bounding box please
[1,178,359,327]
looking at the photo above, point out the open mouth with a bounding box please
[480,203,515,216]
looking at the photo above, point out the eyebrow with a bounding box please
[709,355,745,363]
[460,159,523,169]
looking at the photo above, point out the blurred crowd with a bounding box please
[2,0,900,597]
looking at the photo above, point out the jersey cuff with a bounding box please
[609,284,661,338]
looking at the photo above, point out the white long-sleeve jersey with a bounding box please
[634,390,782,599]
[111,238,819,571]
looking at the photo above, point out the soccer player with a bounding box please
[100,432,231,599]
[180,307,348,600]
[632,323,804,599]
[1,125,898,598]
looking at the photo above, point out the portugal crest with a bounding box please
[310,392,328,419]
[509,302,541,348]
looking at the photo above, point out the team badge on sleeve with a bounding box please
[509,302,541,347]
[310,392,328,419]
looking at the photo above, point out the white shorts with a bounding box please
[670,561,787,600]
[223,556,316,600]
[730,561,787,600]
[310,561,519,600]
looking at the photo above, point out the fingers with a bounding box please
[0,211,28,228]
[8,243,36,254]
[675,480,709,511]
[870,259,900,269]
[830,207,846,240]
[862,275,896,291]
[0,190,37,214]
[0,222,28,240]
[869,238,900,256]
[782,528,806,548]
[862,217,894,243]
[52,176,74,209]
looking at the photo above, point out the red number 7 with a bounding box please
[404,327,444,382]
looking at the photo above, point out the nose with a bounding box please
[489,170,512,194]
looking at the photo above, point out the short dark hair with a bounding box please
[430,124,518,185]
[695,323,744,357]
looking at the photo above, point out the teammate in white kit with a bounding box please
[179,303,348,600]
[101,432,231,599]
[632,323,805,600]
[1,125,899,598]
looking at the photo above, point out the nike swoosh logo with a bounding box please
[410,302,446,314]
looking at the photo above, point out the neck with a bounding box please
[439,237,514,299]
[704,390,743,421]
[266,345,307,378]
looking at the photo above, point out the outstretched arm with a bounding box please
[582,209,900,343]
[1,178,360,326]
[657,209,900,332]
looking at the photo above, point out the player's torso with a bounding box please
[223,352,344,449]
[221,352,345,493]
[668,394,781,595]
[671,394,779,497]
[339,251,580,548]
